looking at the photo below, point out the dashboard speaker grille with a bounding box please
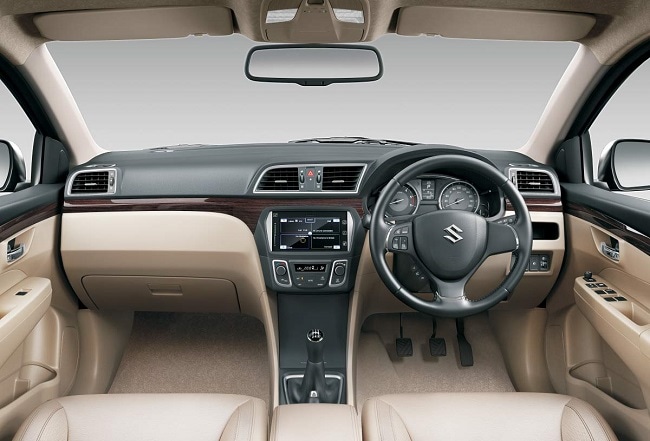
[322,166,364,191]
[513,170,555,193]
[70,170,113,194]
[257,167,299,191]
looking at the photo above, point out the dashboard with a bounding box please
[61,143,562,305]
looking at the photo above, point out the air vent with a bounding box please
[257,167,299,191]
[69,169,116,195]
[511,169,556,193]
[322,165,364,191]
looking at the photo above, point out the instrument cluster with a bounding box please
[379,175,504,220]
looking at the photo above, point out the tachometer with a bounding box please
[439,181,479,213]
[387,185,418,217]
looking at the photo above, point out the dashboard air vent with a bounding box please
[322,165,364,191]
[512,170,555,193]
[69,169,116,195]
[257,167,299,191]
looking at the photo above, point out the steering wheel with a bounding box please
[369,155,532,318]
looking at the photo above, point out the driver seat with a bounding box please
[362,393,617,441]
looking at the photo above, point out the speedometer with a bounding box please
[438,181,479,213]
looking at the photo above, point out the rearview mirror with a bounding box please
[0,140,26,192]
[598,139,650,190]
[245,44,383,86]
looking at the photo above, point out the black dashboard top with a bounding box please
[69,143,550,199]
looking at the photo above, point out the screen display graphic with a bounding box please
[272,212,347,251]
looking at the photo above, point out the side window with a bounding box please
[589,59,650,198]
[0,82,36,192]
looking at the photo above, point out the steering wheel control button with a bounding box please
[329,260,348,287]
[273,260,291,287]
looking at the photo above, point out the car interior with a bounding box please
[1,1,650,440]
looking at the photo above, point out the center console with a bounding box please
[255,206,364,405]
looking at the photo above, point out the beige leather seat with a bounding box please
[363,393,617,441]
[13,393,267,441]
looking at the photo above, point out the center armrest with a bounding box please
[271,404,361,441]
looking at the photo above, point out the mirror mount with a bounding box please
[0,140,26,192]
[245,44,383,86]
[598,139,650,191]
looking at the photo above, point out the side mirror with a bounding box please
[0,140,26,192]
[598,139,650,191]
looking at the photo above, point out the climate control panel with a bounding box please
[272,260,349,290]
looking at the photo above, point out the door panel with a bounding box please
[547,183,650,441]
[0,184,79,440]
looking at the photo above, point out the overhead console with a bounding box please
[255,207,363,293]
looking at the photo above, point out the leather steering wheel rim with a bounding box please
[369,154,532,318]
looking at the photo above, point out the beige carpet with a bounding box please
[356,313,515,407]
[109,312,270,406]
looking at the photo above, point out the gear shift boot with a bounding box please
[285,329,343,404]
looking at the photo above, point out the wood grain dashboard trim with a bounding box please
[506,197,563,213]
[565,201,650,256]
[0,203,60,242]
[64,198,364,231]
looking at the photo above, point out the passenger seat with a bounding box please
[13,393,267,441]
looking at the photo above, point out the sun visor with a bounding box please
[34,6,234,41]
[396,7,596,41]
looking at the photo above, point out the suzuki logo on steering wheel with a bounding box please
[443,224,464,243]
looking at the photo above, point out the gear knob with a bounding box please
[306,329,324,363]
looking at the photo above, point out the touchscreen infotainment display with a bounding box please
[271,211,348,252]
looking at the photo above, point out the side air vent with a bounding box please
[322,165,364,191]
[257,167,299,191]
[510,169,557,194]
[68,169,117,195]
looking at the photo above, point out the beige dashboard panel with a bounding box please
[60,211,266,317]
[33,6,234,41]
[396,7,596,41]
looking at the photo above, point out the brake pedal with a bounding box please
[456,318,474,367]
[429,317,447,357]
[395,314,413,357]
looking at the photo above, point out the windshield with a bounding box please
[48,35,577,151]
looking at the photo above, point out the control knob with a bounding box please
[275,265,287,276]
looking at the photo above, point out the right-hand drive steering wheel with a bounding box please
[369,155,532,318]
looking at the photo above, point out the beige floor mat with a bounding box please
[356,312,515,407]
[109,312,270,405]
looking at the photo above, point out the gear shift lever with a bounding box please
[286,329,340,403]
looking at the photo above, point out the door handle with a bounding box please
[7,243,24,262]
[600,242,620,262]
